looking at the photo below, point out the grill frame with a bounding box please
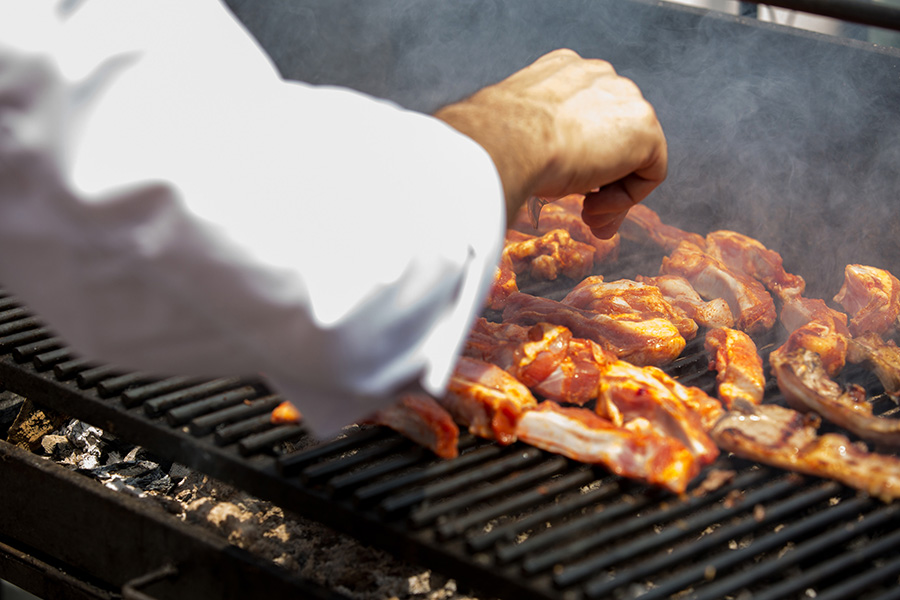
[3,267,900,600]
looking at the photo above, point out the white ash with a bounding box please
[35,418,491,600]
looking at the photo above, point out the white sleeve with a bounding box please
[0,0,505,436]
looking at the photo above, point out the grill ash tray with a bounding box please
[3,292,900,600]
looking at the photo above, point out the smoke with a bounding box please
[226,0,900,298]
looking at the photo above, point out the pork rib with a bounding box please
[441,356,538,445]
[367,393,460,459]
[711,401,900,502]
[661,241,776,336]
[834,264,900,337]
[516,401,700,494]
[502,291,686,367]
[705,230,806,301]
[770,347,900,448]
[636,274,735,330]
[705,327,765,409]
[620,203,707,252]
[563,275,698,340]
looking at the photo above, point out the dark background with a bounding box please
[224,0,900,299]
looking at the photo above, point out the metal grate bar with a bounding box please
[143,377,244,416]
[300,437,410,484]
[688,501,900,600]
[416,456,570,532]
[165,385,259,426]
[519,469,769,574]
[549,472,797,582]
[466,478,620,553]
[588,483,860,599]
[189,394,283,437]
[439,468,597,542]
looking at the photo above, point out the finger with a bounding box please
[589,210,629,240]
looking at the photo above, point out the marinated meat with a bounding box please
[619,203,707,252]
[704,327,765,408]
[773,297,850,377]
[502,291,686,366]
[711,401,900,502]
[441,356,538,445]
[636,274,735,329]
[661,241,776,336]
[563,275,698,340]
[512,194,620,263]
[463,318,614,406]
[516,401,700,494]
[504,229,595,282]
[833,264,900,337]
[597,360,722,465]
[847,332,900,399]
[705,230,806,301]
[271,401,302,424]
[770,348,900,448]
[368,393,460,459]
[487,251,518,310]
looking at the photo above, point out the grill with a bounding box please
[3,231,900,600]
[4,0,900,598]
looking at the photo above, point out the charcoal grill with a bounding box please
[4,0,900,598]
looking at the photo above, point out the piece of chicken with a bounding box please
[660,241,776,336]
[711,401,900,502]
[504,229,596,283]
[512,194,620,263]
[770,347,900,448]
[440,356,538,445]
[619,203,707,252]
[367,393,460,459]
[502,291,686,367]
[705,230,806,301]
[704,327,765,409]
[636,274,735,330]
[774,295,850,377]
[562,275,698,340]
[833,264,900,338]
[847,331,900,399]
[596,360,722,466]
[515,401,700,494]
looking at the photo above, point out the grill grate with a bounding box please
[2,279,900,600]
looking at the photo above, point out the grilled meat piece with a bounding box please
[705,230,806,301]
[711,401,900,502]
[504,229,596,283]
[834,264,900,337]
[636,274,735,329]
[463,318,615,406]
[661,241,776,336]
[563,275,698,340]
[704,327,765,409]
[770,348,900,448]
[487,251,518,311]
[271,401,302,424]
[441,356,538,445]
[512,194,620,263]
[847,332,900,399]
[367,393,460,459]
[619,203,707,252]
[502,291,686,366]
[516,401,700,494]
[773,297,850,377]
[597,360,722,465]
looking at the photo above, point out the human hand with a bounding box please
[435,49,667,238]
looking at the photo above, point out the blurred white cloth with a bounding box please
[0,0,505,435]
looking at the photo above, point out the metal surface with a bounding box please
[0,438,343,600]
[2,265,900,600]
[742,0,900,31]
